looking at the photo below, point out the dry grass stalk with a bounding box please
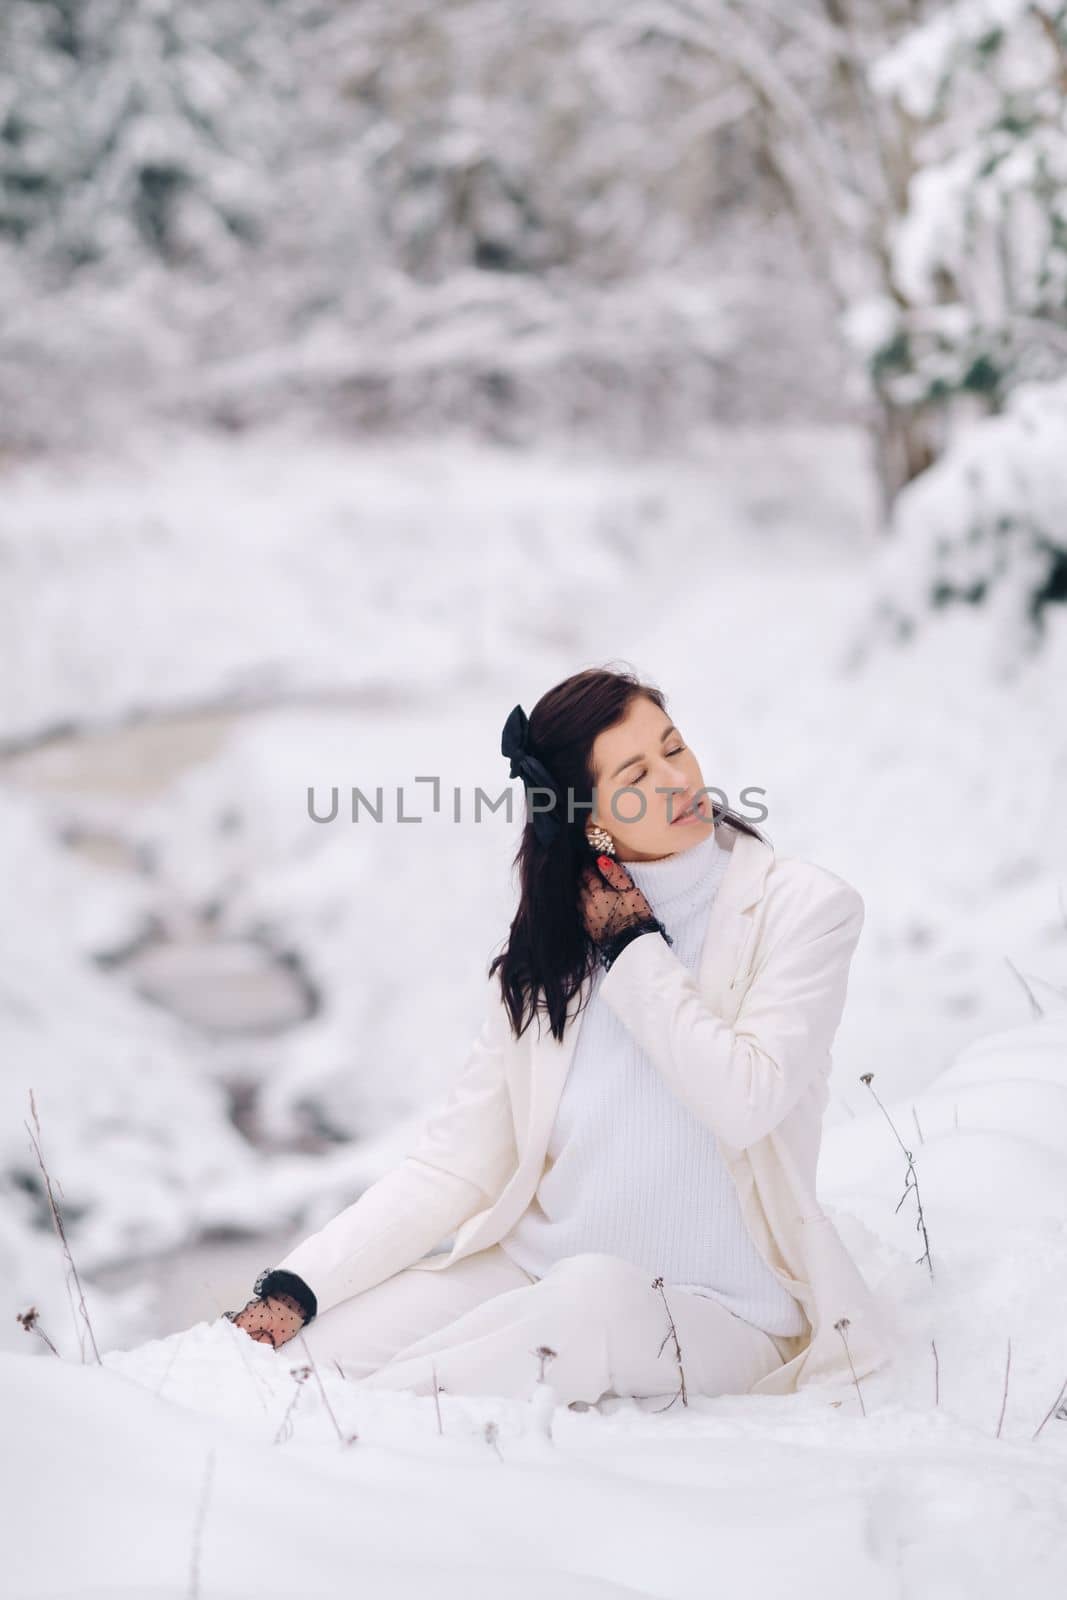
[24,1087,101,1362]
[834,1317,866,1416]
[861,1072,934,1279]
[650,1276,688,1411]
[296,1328,357,1447]
[187,1446,216,1600]
[431,1361,445,1434]
[154,1327,187,1398]
[273,1363,311,1444]
[1031,1374,1067,1441]
[995,1337,1011,1438]
[1004,956,1044,1018]
[16,1304,60,1355]
[534,1343,557,1384]
[221,1317,273,1416]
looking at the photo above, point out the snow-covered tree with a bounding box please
[852,0,1067,494]
[868,373,1067,667]
[630,1,1067,650]
[633,3,1064,499]
[843,0,1067,653]
[0,0,839,449]
[0,0,295,278]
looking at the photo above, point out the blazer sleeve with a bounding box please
[597,875,865,1150]
[268,971,519,1319]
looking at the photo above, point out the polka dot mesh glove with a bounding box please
[578,853,674,972]
[222,1267,317,1350]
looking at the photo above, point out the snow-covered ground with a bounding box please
[3,421,1067,1594]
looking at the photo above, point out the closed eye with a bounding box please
[633,744,686,782]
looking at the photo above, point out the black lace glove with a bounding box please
[222,1268,317,1350]
[578,852,674,972]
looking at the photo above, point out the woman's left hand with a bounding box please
[578,853,657,946]
[223,1292,306,1349]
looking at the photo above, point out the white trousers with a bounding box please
[288,1244,790,1407]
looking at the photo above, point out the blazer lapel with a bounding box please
[523,822,775,1158]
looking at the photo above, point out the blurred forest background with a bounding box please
[1,0,1065,1355]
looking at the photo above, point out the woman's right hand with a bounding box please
[223,1290,307,1349]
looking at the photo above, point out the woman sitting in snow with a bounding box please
[223,664,893,1408]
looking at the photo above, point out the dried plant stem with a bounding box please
[861,1073,934,1279]
[154,1327,187,1398]
[16,1306,60,1355]
[273,1364,310,1445]
[834,1318,866,1416]
[995,1337,1011,1438]
[296,1329,356,1447]
[931,1338,940,1407]
[24,1088,101,1363]
[222,1319,273,1416]
[431,1362,445,1434]
[1031,1374,1067,1441]
[1004,956,1044,1018]
[534,1344,557,1383]
[651,1277,688,1411]
[187,1446,216,1600]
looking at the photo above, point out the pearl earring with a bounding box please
[586,823,615,856]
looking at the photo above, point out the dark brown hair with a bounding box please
[488,664,768,1042]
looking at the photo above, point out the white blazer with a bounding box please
[275,819,896,1397]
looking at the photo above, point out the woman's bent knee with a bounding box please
[540,1251,652,1299]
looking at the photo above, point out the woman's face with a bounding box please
[588,695,714,863]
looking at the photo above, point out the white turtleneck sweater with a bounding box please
[498,822,809,1337]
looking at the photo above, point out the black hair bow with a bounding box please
[500,703,563,845]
